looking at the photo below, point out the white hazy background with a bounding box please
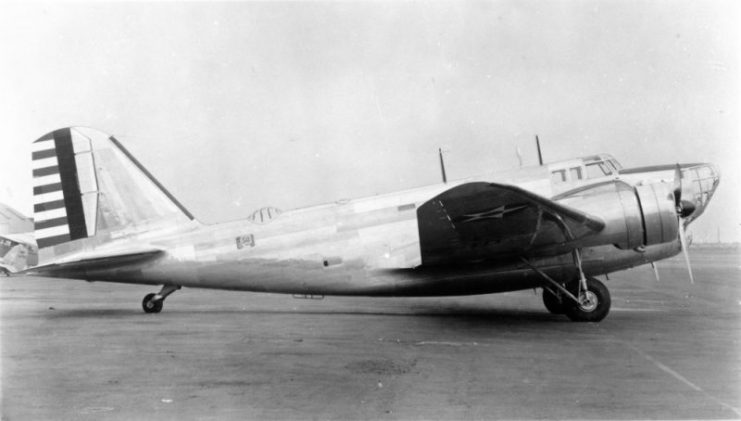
[0,1,738,242]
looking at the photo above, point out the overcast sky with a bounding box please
[0,1,738,242]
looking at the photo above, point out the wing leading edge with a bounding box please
[417,182,605,266]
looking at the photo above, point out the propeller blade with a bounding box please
[650,262,660,282]
[678,221,694,284]
[673,163,682,209]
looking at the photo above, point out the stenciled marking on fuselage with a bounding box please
[235,234,255,249]
[453,204,529,224]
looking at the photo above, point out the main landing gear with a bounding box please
[142,284,181,313]
[541,277,611,322]
[522,250,612,322]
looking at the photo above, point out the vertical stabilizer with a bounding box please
[32,127,195,250]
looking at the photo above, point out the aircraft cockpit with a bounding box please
[549,154,623,184]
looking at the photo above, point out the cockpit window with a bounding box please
[586,162,611,179]
[605,159,619,172]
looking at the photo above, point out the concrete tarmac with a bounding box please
[2,248,740,420]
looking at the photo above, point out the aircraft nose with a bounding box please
[680,163,720,223]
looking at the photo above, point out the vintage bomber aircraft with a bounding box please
[23,127,719,321]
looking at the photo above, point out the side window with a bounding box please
[551,169,566,183]
[569,167,583,180]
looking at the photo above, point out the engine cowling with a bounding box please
[555,180,678,250]
[634,183,679,246]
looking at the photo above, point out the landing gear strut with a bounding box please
[522,253,612,322]
[521,211,612,321]
[142,284,181,313]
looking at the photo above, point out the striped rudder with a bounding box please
[31,127,195,250]
[32,128,96,248]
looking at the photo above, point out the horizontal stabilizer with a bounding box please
[23,247,163,278]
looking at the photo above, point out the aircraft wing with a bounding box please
[417,182,605,265]
[22,247,164,278]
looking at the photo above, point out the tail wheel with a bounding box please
[564,277,611,322]
[542,288,566,314]
[142,293,163,314]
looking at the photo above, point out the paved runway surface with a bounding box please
[2,248,740,420]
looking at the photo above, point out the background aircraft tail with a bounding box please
[31,127,196,251]
[0,203,38,274]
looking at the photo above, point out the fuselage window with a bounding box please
[569,167,583,180]
[551,169,567,183]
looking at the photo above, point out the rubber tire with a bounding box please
[564,277,611,322]
[542,288,566,314]
[142,293,163,314]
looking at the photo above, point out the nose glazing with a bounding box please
[680,163,720,224]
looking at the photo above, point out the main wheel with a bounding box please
[542,288,566,314]
[564,277,611,322]
[142,293,163,313]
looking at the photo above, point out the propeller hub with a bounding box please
[678,200,696,218]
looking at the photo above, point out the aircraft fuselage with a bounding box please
[70,164,695,296]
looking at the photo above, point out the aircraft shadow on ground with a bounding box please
[42,305,563,326]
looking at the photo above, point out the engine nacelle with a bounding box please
[556,181,678,250]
